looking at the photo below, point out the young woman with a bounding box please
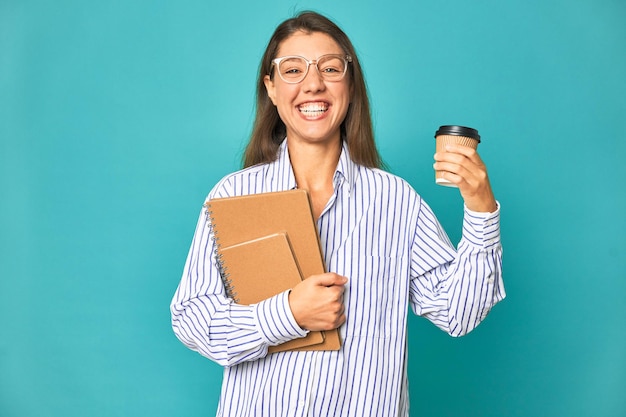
[171,11,505,417]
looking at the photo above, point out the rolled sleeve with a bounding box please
[253,290,308,346]
[462,201,501,250]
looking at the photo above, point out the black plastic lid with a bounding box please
[435,125,481,142]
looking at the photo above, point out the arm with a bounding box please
[411,144,505,335]
[409,202,505,336]
[170,206,308,366]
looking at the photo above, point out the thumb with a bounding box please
[312,273,348,287]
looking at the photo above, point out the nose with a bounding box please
[301,62,325,92]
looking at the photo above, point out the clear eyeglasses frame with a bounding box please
[270,54,353,84]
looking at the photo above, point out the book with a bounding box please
[205,189,341,352]
[217,232,324,353]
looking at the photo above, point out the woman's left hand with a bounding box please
[433,144,498,213]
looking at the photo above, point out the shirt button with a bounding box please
[298,400,306,407]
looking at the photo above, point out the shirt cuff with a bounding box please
[462,201,501,249]
[253,290,308,346]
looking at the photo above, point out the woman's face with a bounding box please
[264,31,351,148]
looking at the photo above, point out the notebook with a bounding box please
[217,232,324,353]
[205,189,341,352]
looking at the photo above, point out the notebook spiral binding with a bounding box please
[204,202,239,302]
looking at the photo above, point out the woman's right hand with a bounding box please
[288,273,348,331]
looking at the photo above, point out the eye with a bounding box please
[280,58,307,76]
[321,66,341,73]
[283,67,302,74]
[318,57,344,74]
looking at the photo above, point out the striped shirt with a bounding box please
[171,139,505,417]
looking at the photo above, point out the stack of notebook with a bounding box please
[204,189,341,353]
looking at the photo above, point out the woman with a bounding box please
[171,11,505,417]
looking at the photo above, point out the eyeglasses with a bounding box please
[271,54,352,84]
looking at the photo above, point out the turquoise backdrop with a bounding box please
[1,0,624,416]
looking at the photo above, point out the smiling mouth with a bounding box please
[298,102,329,118]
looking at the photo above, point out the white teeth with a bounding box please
[298,103,328,117]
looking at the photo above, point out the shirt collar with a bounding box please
[335,140,357,195]
[274,139,298,190]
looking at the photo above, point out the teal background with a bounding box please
[1,0,624,416]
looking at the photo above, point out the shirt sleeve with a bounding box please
[170,205,308,366]
[409,200,505,336]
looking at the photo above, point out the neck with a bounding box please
[288,139,341,193]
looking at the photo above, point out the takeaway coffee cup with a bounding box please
[434,125,481,187]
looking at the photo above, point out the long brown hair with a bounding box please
[242,11,382,169]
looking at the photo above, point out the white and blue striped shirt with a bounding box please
[171,139,505,417]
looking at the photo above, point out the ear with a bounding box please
[264,75,277,105]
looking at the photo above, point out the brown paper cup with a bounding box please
[434,126,480,187]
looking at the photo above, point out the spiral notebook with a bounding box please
[204,189,341,352]
[218,232,324,353]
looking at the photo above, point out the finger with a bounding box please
[443,144,485,165]
[443,143,474,155]
[327,303,346,328]
[433,160,473,181]
[333,313,347,328]
[433,150,470,167]
[434,145,481,167]
[328,283,346,299]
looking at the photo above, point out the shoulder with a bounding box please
[357,166,422,202]
[206,164,271,200]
